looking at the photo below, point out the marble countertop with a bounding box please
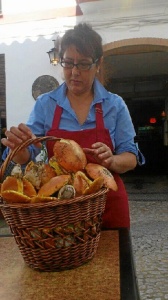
[0,231,120,300]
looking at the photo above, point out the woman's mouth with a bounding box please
[70,79,81,85]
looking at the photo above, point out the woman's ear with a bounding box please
[96,56,104,83]
[96,56,103,72]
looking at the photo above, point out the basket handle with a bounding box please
[0,136,60,181]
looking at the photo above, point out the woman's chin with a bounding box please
[69,87,83,96]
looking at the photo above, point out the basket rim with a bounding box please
[0,136,61,181]
[0,188,108,209]
[0,135,108,209]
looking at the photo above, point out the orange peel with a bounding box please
[49,156,68,175]
[30,195,57,204]
[38,174,71,197]
[24,161,56,189]
[1,176,23,193]
[73,171,91,196]
[83,177,104,195]
[53,139,87,173]
[22,178,37,197]
[40,163,56,185]
[24,161,42,190]
[85,163,118,191]
[1,190,31,203]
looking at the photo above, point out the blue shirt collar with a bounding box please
[48,78,110,106]
[93,78,110,103]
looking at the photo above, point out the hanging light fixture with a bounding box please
[47,35,61,66]
[161,110,166,121]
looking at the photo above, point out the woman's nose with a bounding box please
[72,65,80,75]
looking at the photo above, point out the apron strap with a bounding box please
[50,103,112,149]
[51,105,63,129]
[95,103,104,129]
[51,103,105,132]
[95,103,106,143]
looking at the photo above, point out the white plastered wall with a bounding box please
[1,9,168,128]
[0,37,64,128]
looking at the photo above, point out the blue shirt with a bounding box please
[3,79,144,164]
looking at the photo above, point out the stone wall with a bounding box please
[0,54,6,161]
[0,54,6,119]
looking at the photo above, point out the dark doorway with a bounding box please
[125,97,167,175]
[105,72,168,176]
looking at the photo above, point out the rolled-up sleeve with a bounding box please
[103,93,145,165]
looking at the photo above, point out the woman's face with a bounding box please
[62,45,99,96]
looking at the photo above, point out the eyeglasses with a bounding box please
[60,59,98,71]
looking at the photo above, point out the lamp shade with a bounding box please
[47,47,59,65]
[47,36,61,66]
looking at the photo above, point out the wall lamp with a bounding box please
[161,110,166,122]
[47,36,61,66]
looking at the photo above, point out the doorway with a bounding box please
[103,38,168,175]
[105,77,168,175]
[125,97,167,175]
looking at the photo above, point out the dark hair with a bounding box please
[60,23,103,61]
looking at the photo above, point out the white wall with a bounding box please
[1,36,64,128]
[2,0,76,14]
[2,20,168,129]
[98,22,168,45]
[0,0,168,129]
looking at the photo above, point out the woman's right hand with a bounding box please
[1,123,41,164]
[1,123,34,150]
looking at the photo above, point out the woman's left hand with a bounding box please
[83,142,137,173]
[83,142,114,169]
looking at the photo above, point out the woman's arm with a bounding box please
[108,152,137,173]
[84,143,137,174]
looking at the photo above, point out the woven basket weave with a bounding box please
[0,136,108,272]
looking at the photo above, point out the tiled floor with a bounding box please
[0,217,11,236]
[130,200,168,300]
[123,174,168,300]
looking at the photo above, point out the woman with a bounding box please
[1,23,142,228]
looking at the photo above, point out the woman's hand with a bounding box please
[2,123,34,150]
[1,123,41,164]
[83,142,137,173]
[84,142,114,169]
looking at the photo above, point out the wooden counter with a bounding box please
[0,230,140,300]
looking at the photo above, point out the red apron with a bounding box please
[46,103,130,228]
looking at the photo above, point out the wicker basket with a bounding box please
[0,136,108,272]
